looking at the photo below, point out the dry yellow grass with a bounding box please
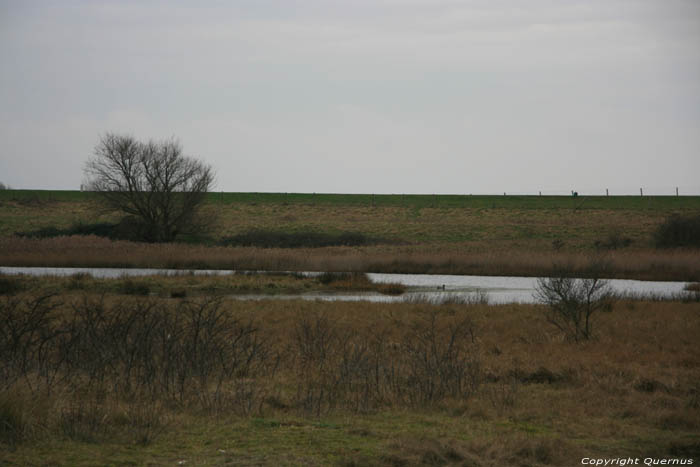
[2,235,699,281]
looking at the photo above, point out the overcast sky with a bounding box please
[1,0,699,195]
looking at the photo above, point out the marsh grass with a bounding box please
[315,271,405,295]
[0,271,404,298]
[3,236,700,281]
[403,290,489,305]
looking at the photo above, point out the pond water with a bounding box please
[0,266,691,304]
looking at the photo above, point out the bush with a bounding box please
[119,279,150,296]
[316,272,371,288]
[220,230,380,248]
[594,231,632,250]
[291,310,480,414]
[317,272,351,285]
[534,270,613,342]
[376,283,406,295]
[0,276,22,295]
[654,214,700,248]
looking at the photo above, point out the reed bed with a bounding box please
[2,235,699,281]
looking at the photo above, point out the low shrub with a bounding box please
[170,289,187,298]
[14,216,173,243]
[534,272,613,342]
[654,214,700,248]
[317,272,372,289]
[0,391,29,444]
[376,283,406,295]
[317,272,351,285]
[0,276,22,295]
[594,231,633,250]
[220,230,385,248]
[119,279,150,296]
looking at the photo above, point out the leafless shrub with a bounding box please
[112,400,168,446]
[176,298,269,412]
[399,311,480,406]
[59,399,108,442]
[0,295,271,416]
[487,375,521,414]
[292,313,342,415]
[291,310,481,414]
[0,293,61,391]
[534,266,613,342]
[292,315,391,415]
[0,390,47,445]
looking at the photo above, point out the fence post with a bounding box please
[676,187,679,196]
[640,188,643,197]
[606,188,609,196]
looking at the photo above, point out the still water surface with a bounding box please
[0,266,690,304]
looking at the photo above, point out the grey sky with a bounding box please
[1,0,699,194]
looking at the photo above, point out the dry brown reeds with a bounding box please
[2,235,699,281]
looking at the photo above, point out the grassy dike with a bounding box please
[1,279,699,466]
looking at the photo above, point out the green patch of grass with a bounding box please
[4,189,700,210]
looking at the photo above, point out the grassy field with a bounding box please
[1,190,700,280]
[3,189,700,210]
[1,278,698,466]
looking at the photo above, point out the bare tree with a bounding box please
[534,271,613,342]
[84,133,214,242]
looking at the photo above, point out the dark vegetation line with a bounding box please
[14,223,394,248]
[219,230,395,248]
